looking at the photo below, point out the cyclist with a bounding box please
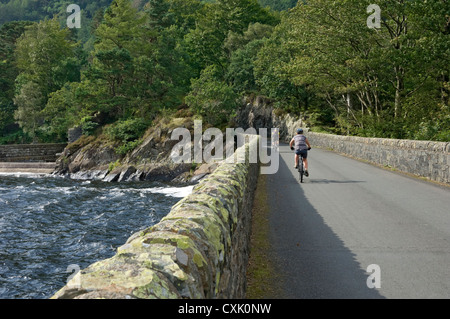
[290,128,311,176]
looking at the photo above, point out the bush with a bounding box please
[0,129,30,145]
[115,139,143,155]
[80,116,99,136]
[105,118,149,154]
[105,118,149,142]
[108,159,121,172]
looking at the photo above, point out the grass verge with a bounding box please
[245,173,284,299]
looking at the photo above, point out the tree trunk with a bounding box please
[394,67,404,119]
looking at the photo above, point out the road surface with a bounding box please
[265,144,450,299]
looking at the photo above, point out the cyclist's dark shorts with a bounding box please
[295,149,308,158]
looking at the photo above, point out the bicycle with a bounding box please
[291,147,311,183]
[298,154,305,183]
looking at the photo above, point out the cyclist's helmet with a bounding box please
[297,128,303,134]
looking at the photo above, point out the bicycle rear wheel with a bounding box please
[299,162,304,183]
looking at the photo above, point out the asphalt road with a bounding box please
[265,144,450,299]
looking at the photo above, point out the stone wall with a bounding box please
[0,162,56,174]
[0,143,67,162]
[307,132,449,184]
[51,138,260,299]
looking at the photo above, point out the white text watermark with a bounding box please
[367,4,381,29]
[170,121,280,175]
[67,4,81,29]
[366,264,381,289]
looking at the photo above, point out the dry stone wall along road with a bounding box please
[266,144,450,298]
[306,132,449,184]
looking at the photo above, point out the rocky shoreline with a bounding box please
[51,116,219,184]
[52,161,216,184]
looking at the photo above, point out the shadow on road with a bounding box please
[265,156,385,299]
[308,179,366,184]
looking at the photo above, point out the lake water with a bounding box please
[0,173,193,299]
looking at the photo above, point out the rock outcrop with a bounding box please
[53,117,210,183]
[235,96,307,142]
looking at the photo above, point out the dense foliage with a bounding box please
[275,0,449,140]
[0,0,448,146]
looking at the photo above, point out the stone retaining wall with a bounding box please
[0,162,56,174]
[51,138,260,299]
[307,132,449,184]
[0,143,67,162]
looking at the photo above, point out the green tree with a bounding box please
[167,0,204,33]
[225,23,274,93]
[277,0,449,139]
[42,79,99,141]
[92,48,134,99]
[87,0,190,121]
[253,17,309,113]
[13,81,44,141]
[42,83,77,141]
[185,0,279,73]
[258,0,297,11]
[145,0,174,30]
[84,0,148,121]
[94,0,148,54]
[0,21,34,141]
[186,65,239,126]
[13,17,79,141]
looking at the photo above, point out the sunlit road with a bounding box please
[265,144,450,298]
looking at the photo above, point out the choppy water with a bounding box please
[0,173,193,299]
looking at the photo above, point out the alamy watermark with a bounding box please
[366,264,381,289]
[367,4,381,29]
[170,121,280,175]
[66,264,81,289]
[67,4,81,29]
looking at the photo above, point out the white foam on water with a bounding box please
[105,185,194,198]
[0,172,49,178]
[35,199,59,212]
[143,185,194,198]
[36,186,76,195]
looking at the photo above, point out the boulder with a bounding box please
[70,170,108,180]
[189,173,207,184]
[117,166,137,182]
[144,163,191,182]
[103,168,120,182]
[126,170,145,182]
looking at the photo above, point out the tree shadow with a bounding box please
[265,156,385,299]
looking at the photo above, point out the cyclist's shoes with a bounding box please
[305,170,309,177]
[294,165,299,169]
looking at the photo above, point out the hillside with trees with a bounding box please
[0,0,448,147]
